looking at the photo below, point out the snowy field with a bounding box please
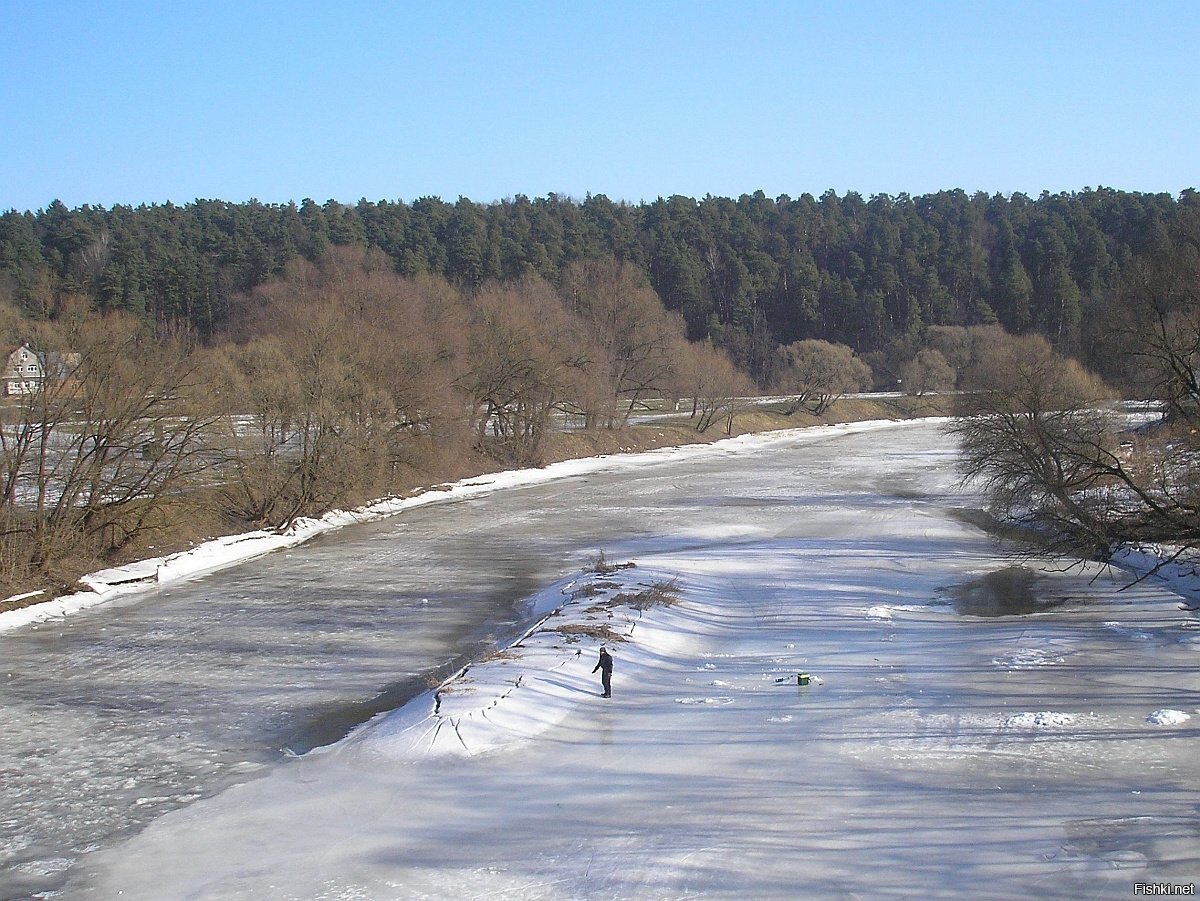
[37,419,1200,900]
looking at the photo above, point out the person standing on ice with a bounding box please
[593,646,614,697]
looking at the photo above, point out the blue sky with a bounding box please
[1,1,1196,213]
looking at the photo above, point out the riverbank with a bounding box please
[539,393,947,464]
[0,394,946,629]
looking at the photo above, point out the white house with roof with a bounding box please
[3,344,44,395]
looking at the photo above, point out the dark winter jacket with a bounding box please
[593,648,613,674]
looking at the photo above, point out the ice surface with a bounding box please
[35,419,1198,900]
[6,418,942,896]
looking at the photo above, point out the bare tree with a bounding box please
[215,250,474,527]
[774,339,872,415]
[924,324,1009,390]
[0,315,218,581]
[460,277,587,465]
[949,332,1200,561]
[685,343,754,434]
[561,258,685,428]
[900,348,956,396]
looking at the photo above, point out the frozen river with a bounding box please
[2,419,1198,899]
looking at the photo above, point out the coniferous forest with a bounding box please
[3,188,1197,387]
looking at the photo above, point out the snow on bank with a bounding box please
[1109,544,1200,605]
[339,563,696,760]
[338,523,1200,769]
[0,417,927,635]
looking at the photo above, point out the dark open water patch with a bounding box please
[279,628,527,755]
[939,566,1072,617]
[280,670,445,754]
[946,506,1052,546]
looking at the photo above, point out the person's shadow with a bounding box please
[597,711,614,747]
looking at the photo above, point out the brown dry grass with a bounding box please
[548,623,626,643]
[611,578,681,610]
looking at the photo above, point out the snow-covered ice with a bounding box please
[1146,709,1191,726]
[3,419,1198,899]
[1002,711,1077,728]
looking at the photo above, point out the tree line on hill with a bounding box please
[3,188,1197,387]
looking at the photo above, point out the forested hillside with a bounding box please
[2,187,1198,595]
[3,189,1196,385]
